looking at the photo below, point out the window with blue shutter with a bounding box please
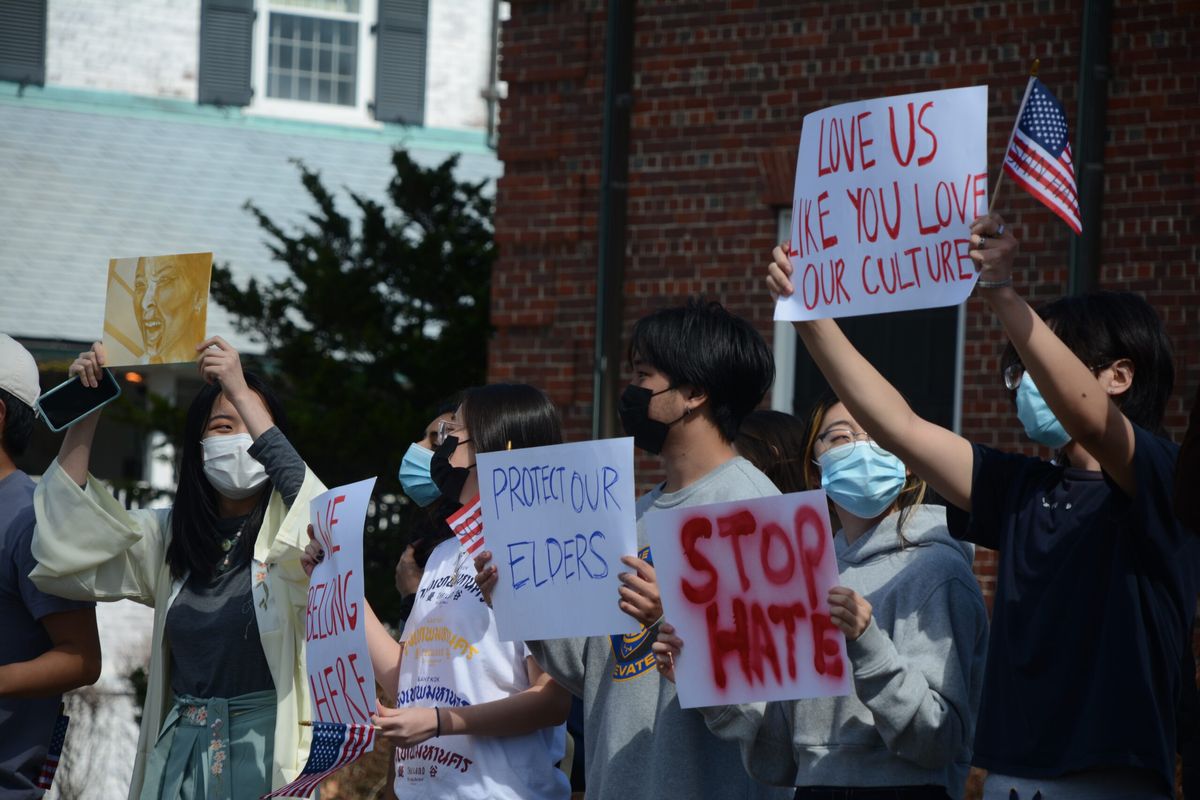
[373,0,428,125]
[0,0,47,86]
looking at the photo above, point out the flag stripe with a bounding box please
[1003,164,1083,233]
[1002,157,1082,225]
[262,723,375,799]
[1002,146,1082,222]
[1009,134,1079,204]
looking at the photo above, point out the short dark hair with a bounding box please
[628,300,775,442]
[166,373,289,582]
[461,383,563,454]
[1000,291,1174,434]
[0,388,35,458]
[736,409,808,494]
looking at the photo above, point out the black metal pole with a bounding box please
[592,0,635,439]
[1068,0,1111,294]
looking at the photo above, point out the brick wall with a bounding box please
[491,1,1200,605]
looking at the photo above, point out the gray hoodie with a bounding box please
[529,457,793,800]
[702,504,988,798]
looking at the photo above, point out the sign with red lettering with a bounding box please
[306,477,378,729]
[651,491,851,709]
[776,86,988,320]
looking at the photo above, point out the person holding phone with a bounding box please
[0,334,102,799]
[30,339,325,800]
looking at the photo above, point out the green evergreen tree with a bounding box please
[211,148,493,621]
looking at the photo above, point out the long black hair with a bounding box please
[166,373,288,582]
[460,383,563,454]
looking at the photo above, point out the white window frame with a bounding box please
[771,209,797,414]
[246,0,382,128]
[771,208,966,432]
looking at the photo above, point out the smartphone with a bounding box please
[36,370,123,432]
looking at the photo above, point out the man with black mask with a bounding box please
[476,300,786,800]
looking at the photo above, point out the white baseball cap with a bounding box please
[0,334,41,409]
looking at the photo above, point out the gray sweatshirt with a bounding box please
[702,505,988,798]
[529,457,793,800]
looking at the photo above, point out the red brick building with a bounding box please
[489,1,1199,605]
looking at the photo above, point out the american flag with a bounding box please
[1002,77,1082,233]
[447,494,485,556]
[35,713,69,790]
[261,722,375,799]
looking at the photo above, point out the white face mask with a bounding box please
[201,433,268,500]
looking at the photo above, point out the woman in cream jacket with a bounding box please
[31,339,324,800]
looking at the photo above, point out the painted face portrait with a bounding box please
[102,252,213,367]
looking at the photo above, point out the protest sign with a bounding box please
[477,438,639,642]
[102,252,213,366]
[776,86,988,320]
[651,491,851,709]
[306,477,377,728]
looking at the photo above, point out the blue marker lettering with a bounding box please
[602,466,621,510]
[570,472,585,513]
[492,468,508,518]
[508,541,531,590]
[589,530,609,578]
[547,537,564,582]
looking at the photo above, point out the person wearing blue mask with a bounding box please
[766,213,1198,800]
[655,393,988,800]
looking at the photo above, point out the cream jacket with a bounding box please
[30,458,325,800]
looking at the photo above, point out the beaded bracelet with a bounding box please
[976,276,1013,289]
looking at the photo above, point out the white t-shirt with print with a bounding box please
[393,537,569,800]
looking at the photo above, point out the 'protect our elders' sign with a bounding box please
[477,438,639,642]
[306,477,377,727]
[651,491,852,709]
[776,85,988,321]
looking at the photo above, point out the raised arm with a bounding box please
[968,213,1138,495]
[768,249,975,510]
[58,343,107,485]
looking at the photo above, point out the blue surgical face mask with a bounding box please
[398,442,441,507]
[817,442,907,520]
[1015,373,1071,449]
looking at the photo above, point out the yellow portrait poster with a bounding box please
[102,252,213,367]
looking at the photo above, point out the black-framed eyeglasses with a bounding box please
[1003,361,1114,392]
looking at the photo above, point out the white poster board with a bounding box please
[306,477,378,727]
[651,491,852,709]
[776,85,988,320]
[477,438,639,642]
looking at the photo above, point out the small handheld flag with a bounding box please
[1001,76,1082,233]
[261,721,375,799]
[35,713,69,790]
[447,494,485,556]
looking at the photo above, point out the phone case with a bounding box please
[36,371,123,433]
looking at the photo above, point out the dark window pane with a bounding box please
[317,78,332,103]
[337,80,355,106]
[298,75,312,99]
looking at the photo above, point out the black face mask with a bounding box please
[430,435,474,501]
[617,385,687,455]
